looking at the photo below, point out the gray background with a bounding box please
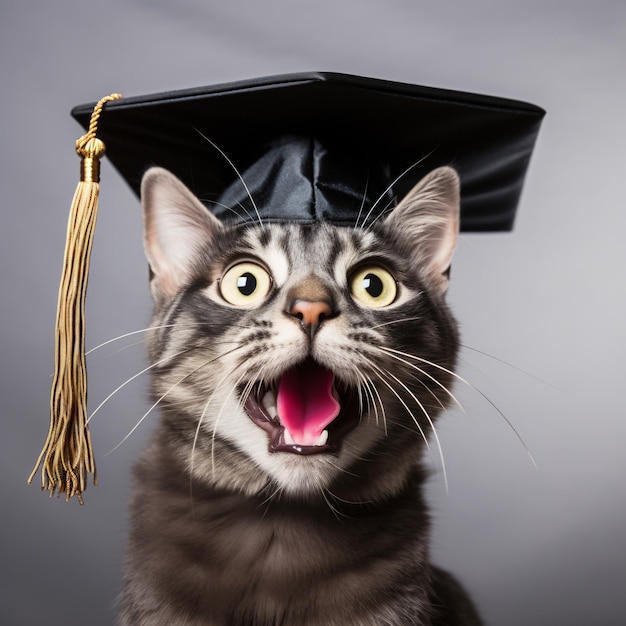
[2,1,625,624]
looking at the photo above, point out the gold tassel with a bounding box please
[29,93,122,503]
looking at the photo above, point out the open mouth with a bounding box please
[243,358,360,455]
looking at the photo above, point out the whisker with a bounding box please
[187,360,246,513]
[461,343,558,388]
[317,479,349,521]
[364,374,386,431]
[86,321,253,356]
[472,386,539,470]
[346,363,383,429]
[87,347,193,424]
[377,346,464,412]
[324,452,362,479]
[379,347,536,468]
[357,151,434,230]
[324,484,374,506]
[355,380,365,416]
[203,356,271,486]
[368,316,422,331]
[104,345,245,456]
[90,337,147,360]
[86,324,177,355]
[188,368,233,509]
[191,365,241,481]
[238,368,264,409]
[376,364,448,493]
[202,198,252,223]
[364,195,396,231]
[379,345,470,388]
[364,358,429,449]
[195,129,264,228]
[257,481,285,513]
[352,173,370,232]
[402,370,449,414]
[211,369,251,472]
[358,378,376,427]
[202,198,256,224]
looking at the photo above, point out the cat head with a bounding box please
[140,165,460,501]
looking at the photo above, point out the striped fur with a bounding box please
[119,167,481,625]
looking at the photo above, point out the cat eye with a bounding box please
[350,265,397,308]
[219,261,272,306]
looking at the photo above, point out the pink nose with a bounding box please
[289,299,332,328]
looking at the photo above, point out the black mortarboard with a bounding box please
[71,72,544,231]
[31,73,544,503]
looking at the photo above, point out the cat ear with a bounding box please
[141,167,223,302]
[384,166,460,294]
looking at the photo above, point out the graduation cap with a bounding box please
[29,72,544,502]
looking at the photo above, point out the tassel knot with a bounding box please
[77,137,105,184]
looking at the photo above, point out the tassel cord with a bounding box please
[29,93,122,503]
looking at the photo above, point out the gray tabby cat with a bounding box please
[119,165,482,625]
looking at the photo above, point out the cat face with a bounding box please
[141,166,460,500]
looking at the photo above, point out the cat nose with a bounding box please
[289,298,333,334]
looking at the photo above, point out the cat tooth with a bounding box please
[261,390,278,419]
[282,429,327,446]
[261,390,273,409]
[315,430,329,446]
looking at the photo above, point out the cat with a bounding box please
[118,163,482,625]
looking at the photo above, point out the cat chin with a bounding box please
[243,419,387,497]
[186,431,346,497]
[255,420,411,501]
[186,401,383,497]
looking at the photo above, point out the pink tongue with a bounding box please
[276,361,340,446]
